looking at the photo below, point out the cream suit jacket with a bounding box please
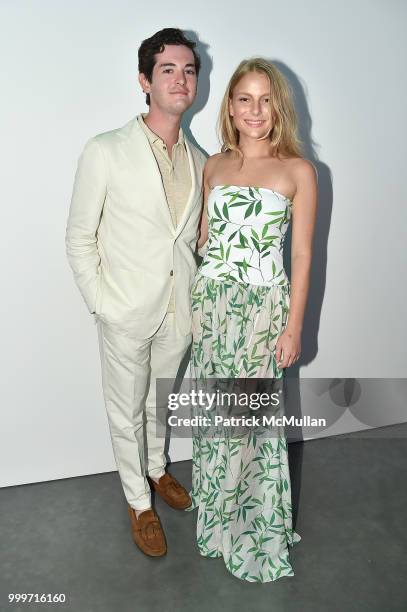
[66,114,207,337]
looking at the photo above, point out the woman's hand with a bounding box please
[275,327,301,369]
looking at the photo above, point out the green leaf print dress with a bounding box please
[185,185,301,583]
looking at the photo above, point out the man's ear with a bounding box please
[138,72,151,94]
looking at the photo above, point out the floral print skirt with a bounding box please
[185,271,301,583]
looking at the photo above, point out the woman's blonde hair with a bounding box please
[218,57,303,159]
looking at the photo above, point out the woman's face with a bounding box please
[228,71,274,141]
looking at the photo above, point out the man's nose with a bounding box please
[176,72,186,85]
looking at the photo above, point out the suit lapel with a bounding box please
[122,116,175,230]
[121,116,202,237]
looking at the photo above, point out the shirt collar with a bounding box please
[138,113,185,146]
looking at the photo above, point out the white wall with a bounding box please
[1,0,406,487]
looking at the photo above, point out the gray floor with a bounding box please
[1,424,406,612]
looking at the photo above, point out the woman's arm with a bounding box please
[275,159,318,368]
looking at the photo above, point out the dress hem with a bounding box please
[186,491,301,584]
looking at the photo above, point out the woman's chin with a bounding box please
[239,127,271,140]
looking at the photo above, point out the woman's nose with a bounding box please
[251,102,261,115]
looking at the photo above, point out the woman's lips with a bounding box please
[244,119,266,127]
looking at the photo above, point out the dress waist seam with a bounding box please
[197,270,290,289]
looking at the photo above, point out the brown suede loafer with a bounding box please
[148,472,192,510]
[127,506,167,557]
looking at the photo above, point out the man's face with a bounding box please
[139,44,197,116]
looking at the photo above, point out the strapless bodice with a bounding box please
[199,184,292,286]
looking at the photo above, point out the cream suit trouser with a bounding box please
[96,312,191,511]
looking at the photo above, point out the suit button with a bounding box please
[170,270,174,276]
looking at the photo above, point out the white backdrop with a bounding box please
[1,0,406,487]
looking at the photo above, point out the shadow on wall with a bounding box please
[276,59,332,370]
[181,30,212,157]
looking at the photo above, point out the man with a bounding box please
[65,28,206,558]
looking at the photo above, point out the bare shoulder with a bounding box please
[204,152,228,182]
[291,157,318,185]
[287,158,318,212]
[204,152,226,171]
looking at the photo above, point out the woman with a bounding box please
[185,58,318,582]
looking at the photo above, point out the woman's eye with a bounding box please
[239,97,249,102]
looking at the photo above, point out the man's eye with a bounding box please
[186,69,196,75]
[163,69,173,73]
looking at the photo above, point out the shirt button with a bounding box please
[170,270,174,276]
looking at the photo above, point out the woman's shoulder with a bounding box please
[204,152,230,181]
[204,151,229,168]
[289,156,318,183]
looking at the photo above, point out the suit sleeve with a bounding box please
[196,150,209,258]
[65,137,107,314]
